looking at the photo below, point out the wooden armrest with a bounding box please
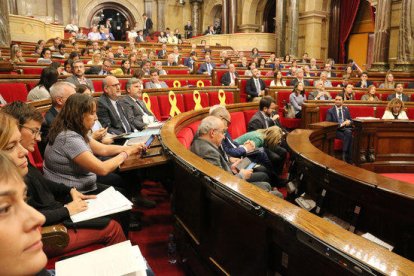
[41,224,69,250]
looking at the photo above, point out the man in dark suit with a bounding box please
[247,97,287,175]
[40,82,76,154]
[97,76,134,135]
[354,72,373,88]
[184,20,193,38]
[326,95,353,163]
[245,68,266,101]
[119,78,157,131]
[157,43,168,59]
[386,83,410,102]
[197,54,216,75]
[163,54,178,67]
[142,13,153,37]
[324,63,337,78]
[191,116,281,197]
[220,64,239,86]
[290,68,311,87]
[135,30,145,43]
[183,51,197,72]
[66,60,95,92]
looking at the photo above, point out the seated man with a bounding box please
[314,71,333,88]
[220,64,239,86]
[114,46,127,58]
[290,68,311,87]
[247,96,287,176]
[163,54,178,66]
[354,71,373,88]
[326,95,353,163]
[158,43,168,59]
[183,51,197,71]
[66,60,95,92]
[197,54,216,75]
[324,63,337,78]
[191,116,282,197]
[120,78,158,131]
[245,68,265,102]
[98,59,113,76]
[386,83,409,102]
[97,76,135,135]
[145,69,168,89]
[308,80,332,100]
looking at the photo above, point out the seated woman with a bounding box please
[382,98,409,120]
[43,93,144,194]
[37,48,52,64]
[379,71,395,89]
[27,67,58,101]
[250,47,261,59]
[87,51,103,65]
[235,126,284,154]
[0,151,48,276]
[244,62,257,76]
[343,65,358,79]
[158,31,168,43]
[258,58,267,69]
[361,85,380,101]
[341,84,356,100]
[0,105,126,257]
[270,70,286,87]
[11,45,25,63]
[289,82,306,118]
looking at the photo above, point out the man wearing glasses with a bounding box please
[66,60,95,92]
[97,75,134,135]
[99,59,113,76]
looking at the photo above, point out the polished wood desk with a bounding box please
[352,119,414,172]
[160,103,414,275]
[119,136,170,172]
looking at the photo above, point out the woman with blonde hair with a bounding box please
[361,85,380,101]
[379,71,395,89]
[382,98,409,119]
[235,126,284,152]
[87,51,103,65]
[11,45,25,63]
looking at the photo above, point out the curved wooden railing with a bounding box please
[160,103,414,275]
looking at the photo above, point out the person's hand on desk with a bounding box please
[239,169,253,180]
[124,143,146,156]
[243,140,256,152]
[340,119,351,127]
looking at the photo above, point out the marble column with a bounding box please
[289,0,299,56]
[394,0,414,71]
[7,0,17,14]
[0,0,11,46]
[222,0,228,34]
[54,0,63,24]
[369,0,392,71]
[157,0,165,31]
[228,0,237,33]
[274,0,286,57]
[190,0,202,36]
[145,0,153,19]
[70,0,78,24]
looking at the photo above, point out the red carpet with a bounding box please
[129,181,186,275]
[380,173,414,184]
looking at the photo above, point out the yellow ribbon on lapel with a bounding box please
[168,91,181,117]
[218,89,226,106]
[193,90,203,110]
[173,80,181,88]
[196,80,205,87]
[142,93,154,114]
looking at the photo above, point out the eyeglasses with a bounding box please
[20,125,42,137]
[221,116,231,126]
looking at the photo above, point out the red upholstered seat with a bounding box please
[164,79,186,88]
[0,83,29,102]
[319,106,332,122]
[375,106,386,118]
[187,79,212,87]
[92,80,103,92]
[176,127,194,149]
[349,106,375,118]
[406,108,414,119]
[215,70,226,86]
[239,79,248,102]
[333,139,343,151]
[243,110,257,124]
[167,69,190,75]
[182,92,209,111]
[26,81,38,91]
[143,95,162,121]
[208,91,234,106]
[280,118,301,129]
[355,92,365,100]
[187,121,201,135]
[119,79,128,91]
[227,112,246,139]
[263,79,272,87]
[275,90,301,129]
[157,93,185,120]
[23,67,43,75]
[331,80,342,87]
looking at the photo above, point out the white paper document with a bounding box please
[70,187,133,223]
[361,232,394,251]
[56,240,147,276]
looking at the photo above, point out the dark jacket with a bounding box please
[97,93,133,135]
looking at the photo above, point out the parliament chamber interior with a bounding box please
[0,0,414,275]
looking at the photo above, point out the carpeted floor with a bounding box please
[380,173,414,185]
[129,180,186,275]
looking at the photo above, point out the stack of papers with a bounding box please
[125,128,160,139]
[56,240,147,276]
[147,121,164,129]
[70,187,132,223]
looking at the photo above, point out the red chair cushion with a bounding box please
[208,91,234,106]
[144,95,162,121]
[187,79,212,87]
[182,92,209,111]
[166,69,190,75]
[319,106,332,122]
[349,106,375,118]
[375,106,386,118]
[187,121,201,135]
[176,127,194,149]
[23,67,43,75]
[0,83,29,102]
[243,110,257,126]
[157,93,185,120]
[227,112,246,139]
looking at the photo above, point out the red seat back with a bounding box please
[349,106,375,118]
[375,106,386,118]
[157,93,185,120]
[0,83,29,102]
[182,92,209,111]
[227,112,246,139]
[208,91,234,106]
[319,106,332,121]
[23,67,43,75]
[176,127,194,149]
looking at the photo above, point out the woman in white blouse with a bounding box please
[270,70,286,87]
[382,98,409,120]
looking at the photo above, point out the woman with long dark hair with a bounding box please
[27,67,58,101]
[289,82,306,118]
